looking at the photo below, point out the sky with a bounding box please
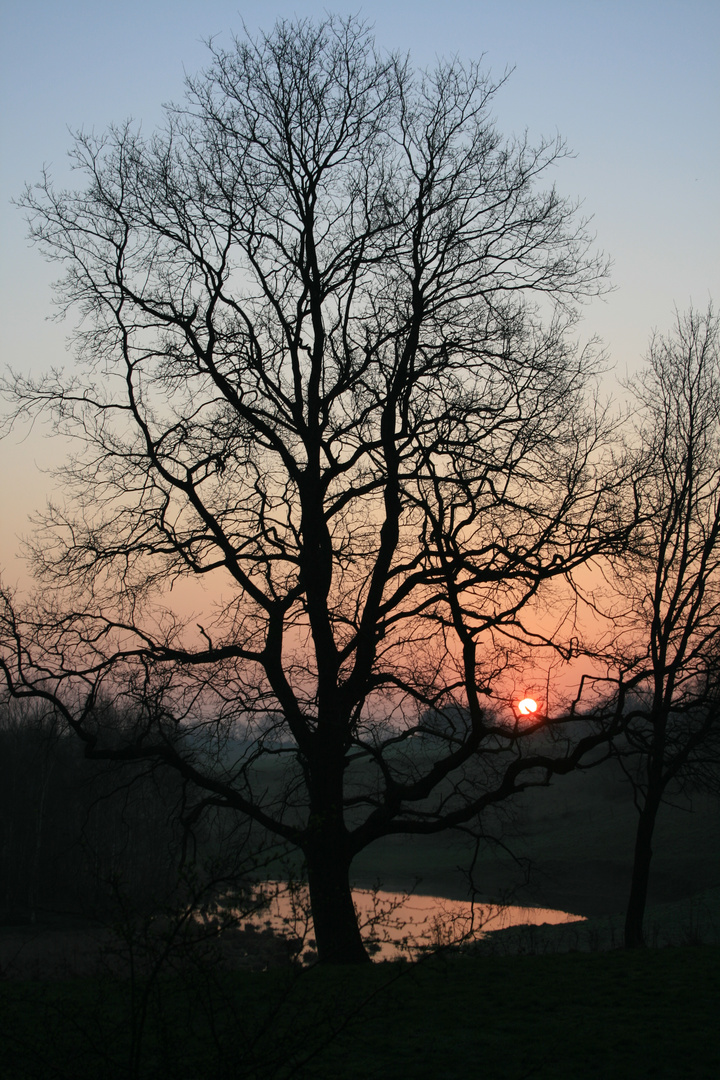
[0,0,718,587]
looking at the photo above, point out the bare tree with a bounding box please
[608,306,720,948]
[1,16,630,963]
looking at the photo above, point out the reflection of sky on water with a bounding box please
[240,883,586,963]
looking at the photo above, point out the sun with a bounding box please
[517,697,538,716]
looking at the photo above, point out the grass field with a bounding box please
[1,946,719,1078]
[2,752,718,1078]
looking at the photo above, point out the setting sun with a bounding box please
[517,698,538,716]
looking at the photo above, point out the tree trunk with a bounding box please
[624,793,661,949]
[304,838,370,964]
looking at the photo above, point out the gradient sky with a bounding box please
[1,0,718,586]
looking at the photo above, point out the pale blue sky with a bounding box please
[1,0,718,575]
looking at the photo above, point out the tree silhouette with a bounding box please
[1,16,630,962]
[608,306,720,947]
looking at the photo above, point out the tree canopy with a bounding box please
[1,16,632,962]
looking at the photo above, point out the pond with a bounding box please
[238,882,586,962]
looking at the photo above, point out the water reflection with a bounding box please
[242,882,586,962]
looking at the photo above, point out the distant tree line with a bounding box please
[0,703,191,925]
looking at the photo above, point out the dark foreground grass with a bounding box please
[2,946,718,1079]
